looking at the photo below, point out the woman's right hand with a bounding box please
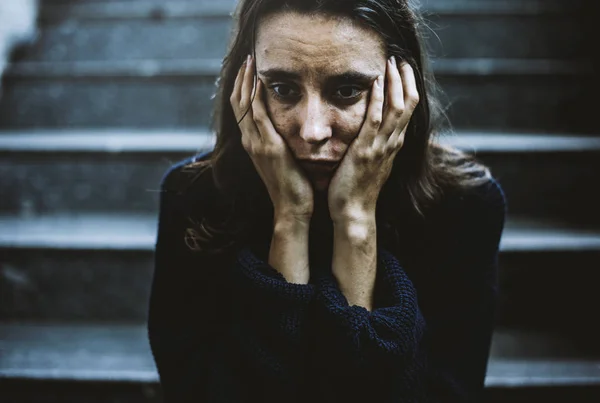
[230,55,314,223]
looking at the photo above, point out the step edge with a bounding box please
[2,361,599,386]
[1,130,599,153]
[0,216,599,252]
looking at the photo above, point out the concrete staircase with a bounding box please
[1,0,599,401]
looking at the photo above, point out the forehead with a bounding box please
[255,11,386,77]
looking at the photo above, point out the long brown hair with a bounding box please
[182,0,490,253]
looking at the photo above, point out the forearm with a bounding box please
[331,213,378,311]
[268,216,311,284]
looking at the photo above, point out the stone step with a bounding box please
[1,323,599,402]
[1,214,599,323]
[12,0,589,63]
[0,59,594,131]
[3,129,600,152]
[497,249,600,334]
[1,130,599,223]
[3,214,598,253]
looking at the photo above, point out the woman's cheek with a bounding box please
[336,101,369,143]
[265,102,296,139]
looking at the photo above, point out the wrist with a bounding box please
[273,210,312,230]
[331,207,376,227]
[270,214,311,285]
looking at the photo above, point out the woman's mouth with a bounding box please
[299,160,339,174]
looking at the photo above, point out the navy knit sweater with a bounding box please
[147,151,507,403]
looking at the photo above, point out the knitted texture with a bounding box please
[147,156,507,403]
[235,246,315,303]
[314,248,425,361]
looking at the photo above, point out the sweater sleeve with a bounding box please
[308,179,506,403]
[147,161,317,402]
[229,246,316,395]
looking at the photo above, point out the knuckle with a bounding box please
[263,145,279,157]
[241,136,250,151]
[242,142,252,155]
[374,146,387,158]
[393,104,405,118]
[407,92,420,109]
[370,115,382,128]
[356,151,370,163]
[252,108,264,123]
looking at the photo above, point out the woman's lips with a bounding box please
[300,161,339,174]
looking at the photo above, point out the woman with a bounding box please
[147,0,506,402]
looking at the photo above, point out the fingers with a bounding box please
[252,79,283,147]
[240,55,256,113]
[379,57,404,138]
[400,62,420,118]
[230,55,284,153]
[359,74,384,146]
[389,62,420,146]
[231,56,260,151]
[230,58,246,118]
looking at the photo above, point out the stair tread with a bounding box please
[1,129,599,153]
[1,323,599,386]
[0,214,599,252]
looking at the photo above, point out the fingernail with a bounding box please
[376,75,383,87]
[390,56,396,66]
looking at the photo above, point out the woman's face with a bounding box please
[255,11,388,192]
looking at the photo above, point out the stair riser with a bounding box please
[14,19,230,63]
[0,77,217,129]
[0,250,154,322]
[479,151,600,227]
[2,151,599,224]
[0,74,593,132]
[497,251,600,340]
[426,14,589,60]
[0,154,189,215]
[1,248,598,323]
[14,14,588,63]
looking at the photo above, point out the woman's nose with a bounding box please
[298,97,332,144]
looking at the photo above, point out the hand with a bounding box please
[328,58,420,223]
[230,55,315,222]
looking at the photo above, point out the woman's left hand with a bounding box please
[328,57,420,223]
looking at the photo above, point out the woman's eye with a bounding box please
[270,84,298,99]
[335,86,362,100]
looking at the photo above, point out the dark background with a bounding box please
[1,0,599,401]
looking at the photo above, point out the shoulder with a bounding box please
[156,150,230,243]
[159,150,217,211]
[422,142,506,232]
[433,174,506,222]
[433,176,507,258]
[450,176,505,217]
[160,150,213,195]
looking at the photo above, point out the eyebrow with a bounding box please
[258,68,378,84]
